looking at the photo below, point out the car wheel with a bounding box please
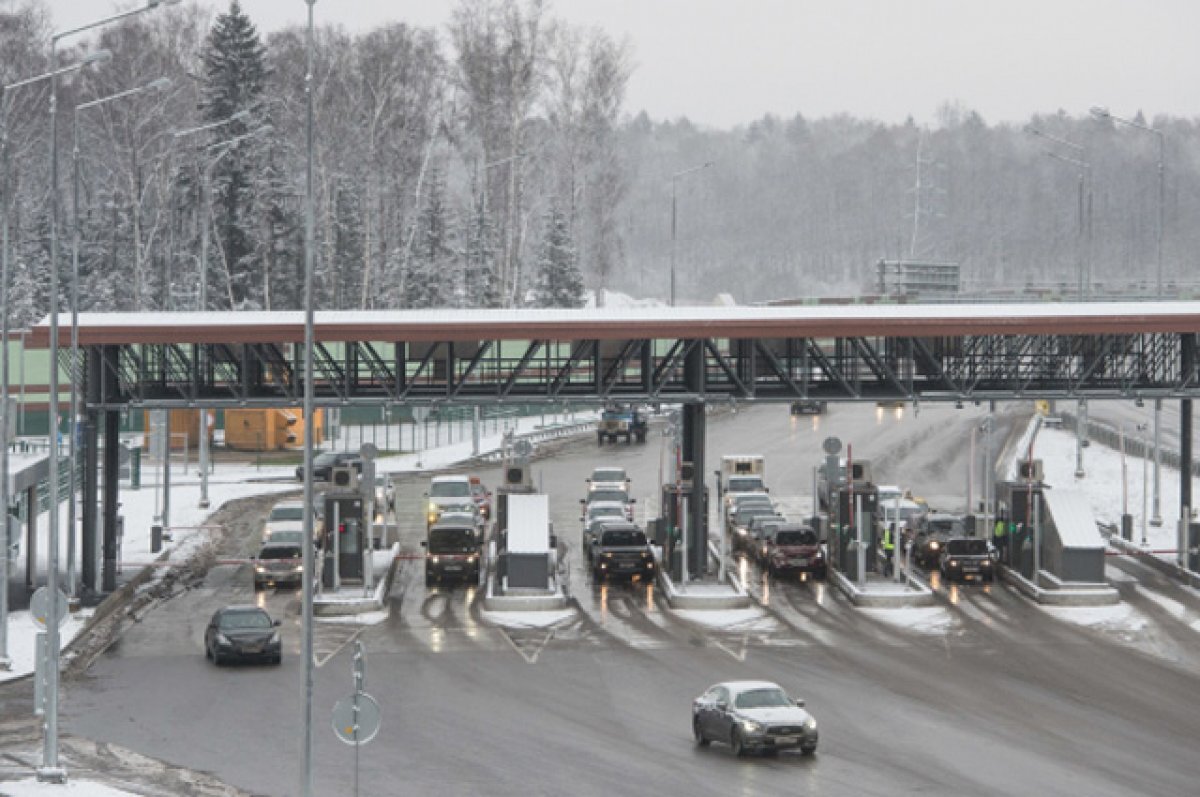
[730,728,747,757]
[693,718,710,746]
[801,745,817,756]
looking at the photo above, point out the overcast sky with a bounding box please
[41,0,1200,128]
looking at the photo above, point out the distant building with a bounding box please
[876,259,960,299]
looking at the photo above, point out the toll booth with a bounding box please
[828,484,879,575]
[998,480,1046,569]
[660,483,708,581]
[323,492,364,586]
[499,493,552,590]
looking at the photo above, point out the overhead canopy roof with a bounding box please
[27,301,1200,346]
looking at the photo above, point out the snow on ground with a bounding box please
[1039,601,1149,633]
[0,609,91,684]
[672,607,777,632]
[478,608,576,629]
[860,606,957,634]
[0,779,140,796]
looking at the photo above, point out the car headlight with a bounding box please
[431,556,440,564]
[930,541,940,550]
[269,631,280,644]
[294,565,304,572]
[736,528,747,536]
[804,717,817,731]
[217,633,231,645]
[949,559,957,567]
[740,719,763,733]
[467,554,478,562]
[255,566,266,573]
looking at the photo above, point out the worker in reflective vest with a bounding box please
[882,523,896,575]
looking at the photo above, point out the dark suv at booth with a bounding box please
[938,537,994,583]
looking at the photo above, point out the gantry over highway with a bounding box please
[27,300,1200,595]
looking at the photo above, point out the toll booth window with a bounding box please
[601,530,647,547]
[727,477,764,492]
[429,528,477,552]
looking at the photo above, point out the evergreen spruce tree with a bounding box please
[402,168,455,308]
[460,192,500,308]
[199,0,268,308]
[529,204,585,308]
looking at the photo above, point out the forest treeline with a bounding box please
[2,0,1199,327]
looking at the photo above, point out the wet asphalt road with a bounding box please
[47,404,1200,796]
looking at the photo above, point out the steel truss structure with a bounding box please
[30,308,1200,409]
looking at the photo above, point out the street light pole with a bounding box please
[0,51,110,671]
[301,4,318,796]
[42,2,177,781]
[68,77,172,597]
[1090,106,1166,524]
[669,162,713,307]
[1025,126,1091,300]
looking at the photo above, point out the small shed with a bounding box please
[1040,489,1106,583]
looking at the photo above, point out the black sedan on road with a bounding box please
[938,537,995,583]
[204,606,282,666]
[693,680,818,757]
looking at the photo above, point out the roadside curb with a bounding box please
[999,564,1120,606]
[828,567,936,607]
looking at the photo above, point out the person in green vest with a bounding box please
[881,523,896,576]
[993,509,1009,557]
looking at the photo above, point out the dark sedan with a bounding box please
[693,680,818,757]
[204,606,282,665]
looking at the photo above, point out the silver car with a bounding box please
[692,680,818,756]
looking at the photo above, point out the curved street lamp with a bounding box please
[0,46,111,673]
[670,161,713,307]
[42,0,180,780]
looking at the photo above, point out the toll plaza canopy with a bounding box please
[27,301,1200,409]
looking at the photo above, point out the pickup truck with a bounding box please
[590,522,656,581]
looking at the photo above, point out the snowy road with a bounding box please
[48,404,1200,796]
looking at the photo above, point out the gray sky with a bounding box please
[42,0,1200,128]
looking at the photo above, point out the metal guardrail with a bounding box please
[475,421,599,463]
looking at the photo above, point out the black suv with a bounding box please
[938,537,994,582]
[590,522,656,581]
[296,451,362,482]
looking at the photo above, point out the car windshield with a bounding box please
[589,489,628,504]
[592,468,626,483]
[259,546,301,560]
[928,518,960,534]
[269,506,304,522]
[734,687,793,709]
[430,481,471,498]
[735,507,774,522]
[313,453,339,466]
[601,529,647,547]
[946,539,988,556]
[776,530,817,546]
[219,610,272,630]
[589,506,625,519]
[727,477,764,492]
[266,531,305,545]
[429,527,477,553]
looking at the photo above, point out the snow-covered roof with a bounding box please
[1042,488,1104,549]
[29,300,1200,346]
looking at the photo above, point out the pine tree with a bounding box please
[199,0,269,309]
[460,191,500,308]
[529,204,585,308]
[402,169,455,308]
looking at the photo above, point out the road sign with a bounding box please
[332,692,381,746]
[30,586,69,630]
[822,436,843,456]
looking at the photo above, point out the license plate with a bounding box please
[444,565,462,571]
[790,558,808,566]
[243,645,262,653]
[773,735,799,745]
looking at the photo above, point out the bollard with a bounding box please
[1121,513,1133,541]
[151,524,162,553]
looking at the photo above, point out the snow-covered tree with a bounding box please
[402,168,455,308]
[460,190,501,307]
[529,203,584,308]
[199,0,268,309]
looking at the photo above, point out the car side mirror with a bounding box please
[420,540,427,547]
[715,700,728,712]
[765,487,770,493]
[630,498,637,503]
[794,699,806,708]
[273,619,282,627]
[579,499,586,506]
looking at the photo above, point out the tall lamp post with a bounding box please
[1024,125,1092,300]
[43,0,179,781]
[0,49,111,672]
[301,3,318,796]
[1091,106,1166,526]
[67,77,172,599]
[670,161,713,307]
[172,109,253,510]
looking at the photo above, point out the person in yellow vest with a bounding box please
[993,510,1009,557]
[881,523,896,576]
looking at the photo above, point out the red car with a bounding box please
[763,525,826,579]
